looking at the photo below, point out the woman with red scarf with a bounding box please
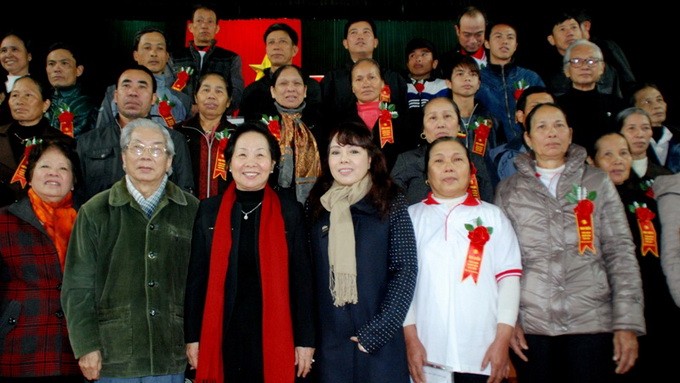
[184,122,315,383]
[0,137,82,382]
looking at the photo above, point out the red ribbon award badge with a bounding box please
[171,67,194,92]
[513,79,529,101]
[468,163,480,199]
[471,117,492,156]
[261,115,281,141]
[58,104,74,137]
[11,137,43,188]
[640,179,655,199]
[629,202,659,257]
[378,86,398,148]
[212,129,231,180]
[158,95,176,127]
[462,217,493,283]
[566,184,597,255]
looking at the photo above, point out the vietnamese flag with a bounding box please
[184,18,302,87]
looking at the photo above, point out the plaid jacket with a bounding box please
[0,198,80,377]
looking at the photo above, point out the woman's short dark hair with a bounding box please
[424,136,472,180]
[225,121,281,166]
[194,71,232,101]
[524,102,568,134]
[26,136,82,190]
[307,121,396,220]
[12,75,50,101]
[225,121,281,188]
[593,131,630,159]
[271,64,305,87]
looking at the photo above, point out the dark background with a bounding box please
[3,1,677,123]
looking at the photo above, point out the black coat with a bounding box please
[184,188,315,347]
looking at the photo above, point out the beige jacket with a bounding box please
[495,145,645,336]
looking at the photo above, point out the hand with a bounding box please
[79,350,102,380]
[186,342,199,370]
[613,330,638,374]
[295,346,315,378]
[509,322,529,362]
[350,336,368,353]
[404,325,427,383]
[481,324,513,383]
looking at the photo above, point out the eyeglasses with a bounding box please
[126,143,167,158]
[568,57,602,68]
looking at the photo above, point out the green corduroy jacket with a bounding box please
[61,178,199,378]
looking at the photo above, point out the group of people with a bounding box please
[1,3,680,383]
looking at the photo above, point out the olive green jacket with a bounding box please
[61,178,199,378]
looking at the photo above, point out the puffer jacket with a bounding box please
[654,173,680,307]
[494,144,645,336]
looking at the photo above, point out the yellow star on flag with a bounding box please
[249,55,271,81]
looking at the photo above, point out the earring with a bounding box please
[425,180,429,186]
[420,132,426,140]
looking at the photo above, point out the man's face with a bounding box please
[189,8,219,46]
[448,65,480,98]
[485,24,517,63]
[114,69,156,120]
[342,21,378,59]
[46,48,82,88]
[564,45,604,89]
[634,87,667,127]
[548,18,582,55]
[455,13,486,53]
[133,32,169,75]
[516,92,555,126]
[265,30,298,68]
[407,48,437,80]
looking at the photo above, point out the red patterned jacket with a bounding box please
[0,198,80,378]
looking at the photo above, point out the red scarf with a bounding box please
[196,183,294,383]
[27,188,77,270]
[357,101,381,130]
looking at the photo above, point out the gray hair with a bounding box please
[616,107,652,129]
[120,118,175,157]
[563,39,604,68]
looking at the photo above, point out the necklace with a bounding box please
[241,202,263,220]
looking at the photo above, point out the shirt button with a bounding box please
[55,310,65,318]
[8,317,17,324]
[56,283,62,290]
[147,281,156,287]
[149,309,157,316]
[150,224,155,230]
[148,251,156,259]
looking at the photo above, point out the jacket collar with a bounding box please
[514,143,588,179]
[486,58,516,73]
[8,197,48,235]
[108,178,190,208]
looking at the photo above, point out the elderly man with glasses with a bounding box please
[61,118,200,383]
[556,39,625,158]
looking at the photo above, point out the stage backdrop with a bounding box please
[184,18,303,87]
